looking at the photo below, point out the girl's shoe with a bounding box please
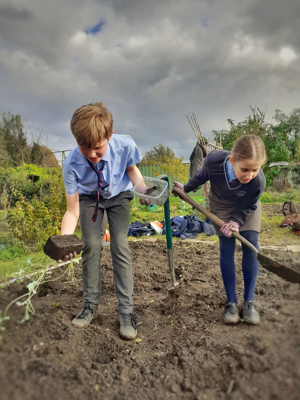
[243,301,260,324]
[223,302,240,324]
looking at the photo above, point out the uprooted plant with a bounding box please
[0,310,10,340]
[2,257,80,326]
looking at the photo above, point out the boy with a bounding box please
[61,102,144,340]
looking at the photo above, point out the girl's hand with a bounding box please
[220,221,239,238]
[172,181,185,197]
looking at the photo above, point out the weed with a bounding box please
[3,257,80,325]
[68,259,80,281]
[4,260,52,323]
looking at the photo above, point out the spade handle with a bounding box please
[173,187,258,256]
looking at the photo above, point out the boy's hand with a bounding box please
[57,251,77,264]
[172,181,185,197]
[220,221,239,238]
[137,185,157,206]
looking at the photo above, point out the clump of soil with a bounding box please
[0,240,300,400]
[43,234,83,260]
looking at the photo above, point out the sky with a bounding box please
[0,0,299,161]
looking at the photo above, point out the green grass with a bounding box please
[261,189,300,204]
[131,195,206,223]
[260,213,300,246]
[0,251,49,282]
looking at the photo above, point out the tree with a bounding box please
[157,156,189,183]
[270,108,300,161]
[0,113,31,166]
[212,107,271,151]
[139,143,175,165]
[211,106,300,163]
[0,129,10,168]
[31,143,59,167]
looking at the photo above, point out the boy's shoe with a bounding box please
[118,312,137,340]
[243,301,260,325]
[72,307,97,328]
[223,302,240,325]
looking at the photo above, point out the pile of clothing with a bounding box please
[128,214,215,239]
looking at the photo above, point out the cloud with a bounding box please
[0,3,33,20]
[241,0,300,52]
[0,0,299,160]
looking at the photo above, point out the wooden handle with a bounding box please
[173,187,258,255]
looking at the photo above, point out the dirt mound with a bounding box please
[1,240,300,400]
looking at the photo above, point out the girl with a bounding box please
[174,135,266,325]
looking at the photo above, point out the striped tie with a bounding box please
[88,160,110,222]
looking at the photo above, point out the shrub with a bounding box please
[0,243,30,261]
[264,165,281,187]
[7,192,61,246]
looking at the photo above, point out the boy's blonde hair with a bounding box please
[231,135,267,164]
[70,102,113,148]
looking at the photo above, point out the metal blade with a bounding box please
[257,253,300,284]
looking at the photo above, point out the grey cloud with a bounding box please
[0,0,299,160]
[241,0,300,51]
[0,4,33,20]
[0,0,104,66]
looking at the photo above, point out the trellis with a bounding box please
[186,114,223,209]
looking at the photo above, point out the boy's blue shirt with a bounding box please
[63,134,143,199]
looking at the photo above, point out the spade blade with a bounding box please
[257,253,300,284]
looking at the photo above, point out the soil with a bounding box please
[43,235,83,261]
[1,235,300,400]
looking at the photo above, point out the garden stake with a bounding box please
[173,186,300,284]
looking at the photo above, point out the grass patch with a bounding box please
[260,213,299,246]
[261,189,300,204]
[195,232,219,242]
[0,251,47,282]
[131,195,206,223]
[0,243,31,261]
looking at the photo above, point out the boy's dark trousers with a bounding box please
[79,191,134,314]
[100,209,108,240]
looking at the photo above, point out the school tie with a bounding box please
[87,160,110,222]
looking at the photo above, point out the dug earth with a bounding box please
[0,240,299,400]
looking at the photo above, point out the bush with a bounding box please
[0,164,65,208]
[0,243,30,261]
[7,193,61,245]
[264,165,281,187]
